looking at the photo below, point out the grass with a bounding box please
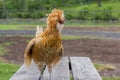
[0,24,37,30]
[0,45,7,55]
[94,63,115,71]
[62,35,97,40]
[1,20,120,30]
[103,77,120,80]
[0,42,14,55]
[62,36,81,40]
[19,35,98,41]
[65,20,120,27]
[70,77,120,80]
[0,61,20,80]
[2,42,14,46]
[71,77,120,80]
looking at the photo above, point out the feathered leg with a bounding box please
[48,65,53,80]
[38,63,46,80]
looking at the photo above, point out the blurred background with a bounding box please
[0,0,120,80]
[0,0,120,25]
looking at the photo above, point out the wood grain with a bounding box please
[41,57,70,80]
[10,57,102,80]
[10,60,40,80]
[70,57,102,80]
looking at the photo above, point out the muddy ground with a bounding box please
[0,36,120,78]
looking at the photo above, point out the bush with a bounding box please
[0,10,7,18]
[102,7,113,20]
[31,11,44,19]
[22,12,31,18]
[90,10,103,21]
[14,12,31,18]
[74,6,119,21]
[1,13,6,18]
[37,11,44,18]
[15,12,23,18]
[0,9,3,18]
[78,7,90,20]
[101,7,115,21]
[66,14,73,20]
[89,7,118,21]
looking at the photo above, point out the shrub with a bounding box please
[15,12,23,18]
[0,10,7,18]
[78,7,90,20]
[31,11,44,19]
[90,10,103,21]
[101,7,113,21]
[14,12,31,18]
[66,14,73,20]
[90,7,118,21]
[37,11,44,18]
[0,9,3,18]
[22,12,31,18]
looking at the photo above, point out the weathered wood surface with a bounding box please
[41,57,70,80]
[10,60,40,80]
[10,57,70,80]
[70,57,102,80]
[10,57,102,80]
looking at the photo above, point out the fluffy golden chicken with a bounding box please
[24,9,64,80]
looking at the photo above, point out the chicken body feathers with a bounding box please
[24,30,63,71]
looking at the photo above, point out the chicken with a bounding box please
[36,25,43,37]
[24,9,65,80]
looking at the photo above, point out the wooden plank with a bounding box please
[70,57,102,80]
[10,60,40,80]
[41,57,70,80]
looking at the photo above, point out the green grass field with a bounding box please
[0,24,37,30]
[0,62,20,80]
[1,22,120,30]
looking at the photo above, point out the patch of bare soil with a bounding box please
[0,36,120,77]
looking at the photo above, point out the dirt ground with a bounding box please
[0,36,120,78]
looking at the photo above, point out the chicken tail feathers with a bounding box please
[24,39,35,67]
[24,51,32,67]
[36,25,43,37]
